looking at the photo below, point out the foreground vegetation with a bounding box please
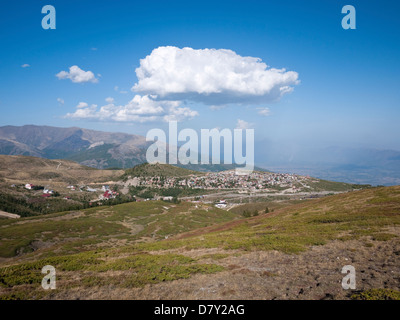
[351,289,400,300]
[0,201,241,259]
[0,250,223,300]
[1,186,399,299]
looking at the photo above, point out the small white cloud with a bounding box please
[76,102,89,109]
[209,105,227,111]
[114,86,128,94]
[21,64,30,68]
[105,97,114,104]
[163,105,199,122]
[236,119,253,130]
[257,107,271,116]
[56,65,98,83]
[91,48,98,51]
[57,98,65,105]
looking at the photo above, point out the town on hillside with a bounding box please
[123,170,315,193]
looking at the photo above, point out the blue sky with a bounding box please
[1,0,399,152]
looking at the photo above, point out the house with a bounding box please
[25,183,34,190]
[215,203,227,209]
[101,185,110,192]
[215,199,227,209]
[42,193,51,198]
[163,196,174,201]
[101,190,117,200]
[87,187,97,192]
[103,191,112,199]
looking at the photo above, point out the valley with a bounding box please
[0,155,366,218]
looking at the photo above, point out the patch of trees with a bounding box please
[103,194,136,206]
[242,209,259,218]
[160,188,182,197]
[0,194,37,217]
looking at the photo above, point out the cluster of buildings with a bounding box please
[24,183,55,197]
[66,184,119,200]
[127,170,311,192]
[22,182,119,201]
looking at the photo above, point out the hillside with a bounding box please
[0,155,127,217]
[122,162,200,179]
[0,186,399,300]
[0,155,124,184]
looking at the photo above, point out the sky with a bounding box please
[0,0,399,154]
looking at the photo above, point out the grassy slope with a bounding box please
[0,201,241,259]
[153,186,400,252]
[1,186,399,299]
[305,179,370,192]
[0,154,124,184]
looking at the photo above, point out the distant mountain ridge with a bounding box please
[0,125,269,173]
[0,125,149,169]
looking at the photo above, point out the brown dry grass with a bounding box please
[0,155,123,186]
[41,228,400,300]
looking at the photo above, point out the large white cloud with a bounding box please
[132,46,299,105]
[64,94,198,123]
[56,65,98,83]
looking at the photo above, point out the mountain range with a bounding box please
[0,125,149,169]
[0,125,257,173]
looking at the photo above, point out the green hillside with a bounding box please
[0,200,241,259]
[122,162,200,179]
